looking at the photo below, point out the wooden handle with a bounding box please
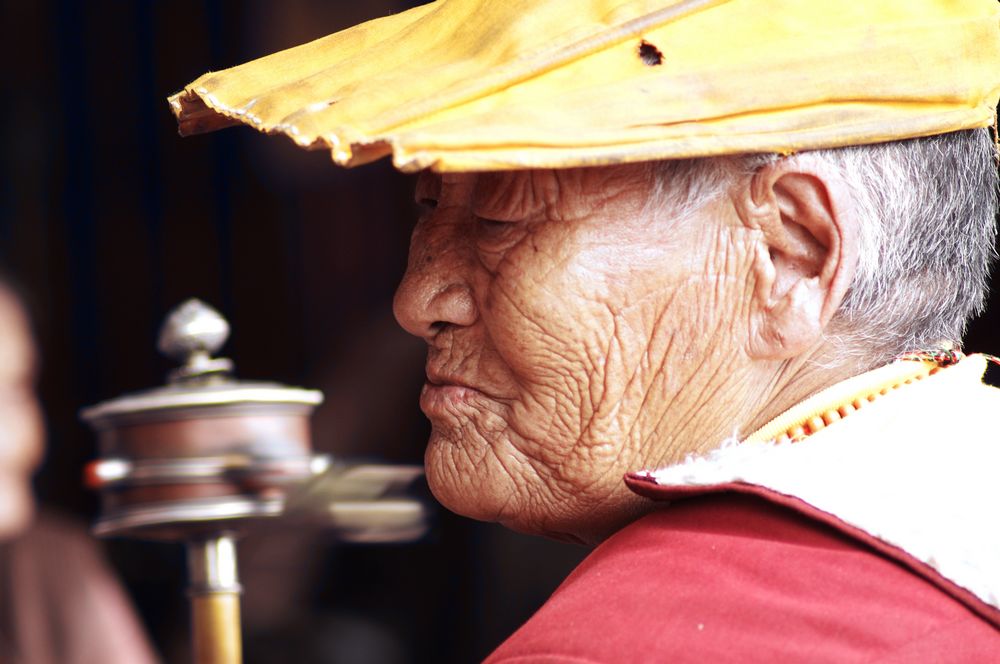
[191,593,242,664]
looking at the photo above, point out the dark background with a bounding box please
[1,1,998,663]
[0,2,587,662]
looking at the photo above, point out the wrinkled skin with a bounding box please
[0,288,43,538]
[394,162,857,543]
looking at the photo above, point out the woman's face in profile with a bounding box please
[394,165,755,542]
[0,289,42,538]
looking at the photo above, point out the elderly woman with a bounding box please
[171,0,1000,660]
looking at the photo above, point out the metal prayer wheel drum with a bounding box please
[82,299,327,541]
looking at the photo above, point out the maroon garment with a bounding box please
[0,513,158,664]
[485,493,1000,663]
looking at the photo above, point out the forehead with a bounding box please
[0,290,34,382]
[418,164,657,211]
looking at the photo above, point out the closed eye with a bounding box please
[476,216,509,232]
[474,215,518,243]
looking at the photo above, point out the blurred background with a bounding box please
[0,2,588,662]
[0,1,998,663]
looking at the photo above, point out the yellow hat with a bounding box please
[170,0,1000,172]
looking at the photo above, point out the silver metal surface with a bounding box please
[283,464,430,541]
[187,534,241,595]
[87,454,332,488]
[158,299,231,364]
[93,496,284,537]
[287,464,425,503]
[80,385,323,425]
[159,299,234,383]
[327,500,430,543]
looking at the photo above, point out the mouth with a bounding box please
[420,370,488,416]
[420,382,485,416]
[424,366,480,390]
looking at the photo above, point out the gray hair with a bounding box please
[654,128,999,364]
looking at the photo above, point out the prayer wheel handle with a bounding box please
[188,535,242,664]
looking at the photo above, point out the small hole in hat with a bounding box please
[638,40,664,66]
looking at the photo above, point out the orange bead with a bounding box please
[822,410,841,425]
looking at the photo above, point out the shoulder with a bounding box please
[2,511,158,664]
[4,511,106,588]
[485,493,998,664]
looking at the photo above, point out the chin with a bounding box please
[424,440,507,522]
[422,432,545,534]
[0,479,35,540]
[425,438,650,545]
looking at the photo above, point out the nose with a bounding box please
[393,218,478,342]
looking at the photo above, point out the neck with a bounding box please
[743,342,870,438]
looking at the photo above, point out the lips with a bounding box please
[420,382,483,416]
[421,368,491,416]
[425,367,473,390]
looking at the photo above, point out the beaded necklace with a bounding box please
[744,350,990,445]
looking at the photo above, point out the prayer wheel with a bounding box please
[82,299,428,663]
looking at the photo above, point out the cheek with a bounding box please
[478,249,633,453]
[485,250,604,379]
[482,237,747,443]
[0,471,34,538]
[0,399,44,470]
[484,239,691,393]
[0,398,40,541]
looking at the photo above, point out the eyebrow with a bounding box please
[413,171,441,203]
[472,172,549,221]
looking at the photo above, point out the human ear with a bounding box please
[738,157,860,360]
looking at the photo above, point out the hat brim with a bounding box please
[170,0,1000,172]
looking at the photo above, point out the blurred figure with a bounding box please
[0,285,158,664]
[0,286,41,540]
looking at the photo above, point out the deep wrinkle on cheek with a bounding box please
[472,220,527,269]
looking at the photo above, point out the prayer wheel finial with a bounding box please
[158,299,234,382]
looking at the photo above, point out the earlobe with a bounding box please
[749,275,826,359]
[740,158,860,360]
